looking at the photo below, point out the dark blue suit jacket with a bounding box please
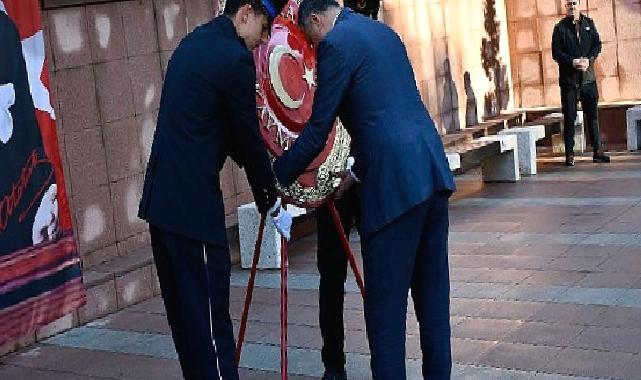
[274,9,455,239]
[138,16,277,246]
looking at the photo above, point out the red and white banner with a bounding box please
[0,0,85,345]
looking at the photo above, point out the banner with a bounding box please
[0,0,85,345]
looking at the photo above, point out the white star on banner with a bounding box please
[22,31,56,119]
[0,83,15,144]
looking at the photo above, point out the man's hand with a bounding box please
[580,58,590,71]
[573,58,589,71]
[572,58,582,69]
[269,198,292,241]
[332,171,357,200]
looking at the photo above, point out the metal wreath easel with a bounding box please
[235,198,365,380]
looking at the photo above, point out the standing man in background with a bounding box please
[275,1,456,378]
[343,0,379,19]
[552,0,610,167]
[138,0,291,379]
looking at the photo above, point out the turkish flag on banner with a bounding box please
[0,0,85,345]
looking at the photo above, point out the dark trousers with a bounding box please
[362,192,451,380]
[316,188,361,372]
[149,225,238,380]
[561,82,602,154]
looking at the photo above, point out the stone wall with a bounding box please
[507,0,641,108]
[381,0,514,132]
[44,0,254,266]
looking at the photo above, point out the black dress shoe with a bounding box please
[593,150,611,163]
[321,370,347,380]
[565,155,575,167]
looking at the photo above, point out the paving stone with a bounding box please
[502,284,570,303]
[504,322,585,346]
[545,257,608,272]
[554,286,628,306]
[451,338,497,364]
[451,282,514,299]
[575,272,641,289]
[0,365,108,380]
[87,310,171,335]
[529,304,607,325]
[474,300,545,321]
[593,307,641,329]
[570,326,641,353]
[2,344,182,380]
[477,342,564,373]
[453,318,523,341]
[616,289,641,308]
[473,269,534,284]
[449,267,486,282]
[522,271,587,286]
[450,299,487,317]
[544,348,635,379]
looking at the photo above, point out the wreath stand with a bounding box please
[235,198,365,379]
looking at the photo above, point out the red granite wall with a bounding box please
[44,0,255,266]
[381,0,514,132]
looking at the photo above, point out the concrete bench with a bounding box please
[499,125,545,175]
[457,119,506,139]
[446,134,520,182]
[478,134,520,182]
[486,111,525,129]
[523,112,585,154]
[238,202,307,269]
[627,105,641,151]
[446,152,461,171]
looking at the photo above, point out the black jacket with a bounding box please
[343,0,380,19]
[552,14,602,88]
[138,16,277,245]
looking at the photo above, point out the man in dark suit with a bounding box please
[138,1,290,378]
[274,1,456,378]
[313,3,378,380]
[552,0,610,166]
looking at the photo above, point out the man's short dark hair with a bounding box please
[297,0,340,29]
[224,0,288,21]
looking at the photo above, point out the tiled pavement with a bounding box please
[2,153,641,379]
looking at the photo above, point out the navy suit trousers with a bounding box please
[149,225,237,380]
[362,192,452,380]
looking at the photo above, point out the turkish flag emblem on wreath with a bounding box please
[254,0,351,208]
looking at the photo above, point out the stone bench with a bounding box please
[477,134,520,182]
[523,112,585,154]
[456,119,506,139]
[627,105,641,151]
[499,124,545,176]
[446,134,520,182]
[446,152,461,171]
[486,111,525,129]
[238,202,307,269]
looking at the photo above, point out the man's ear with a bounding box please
[309,13,322,28]
[237,3,252,23]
